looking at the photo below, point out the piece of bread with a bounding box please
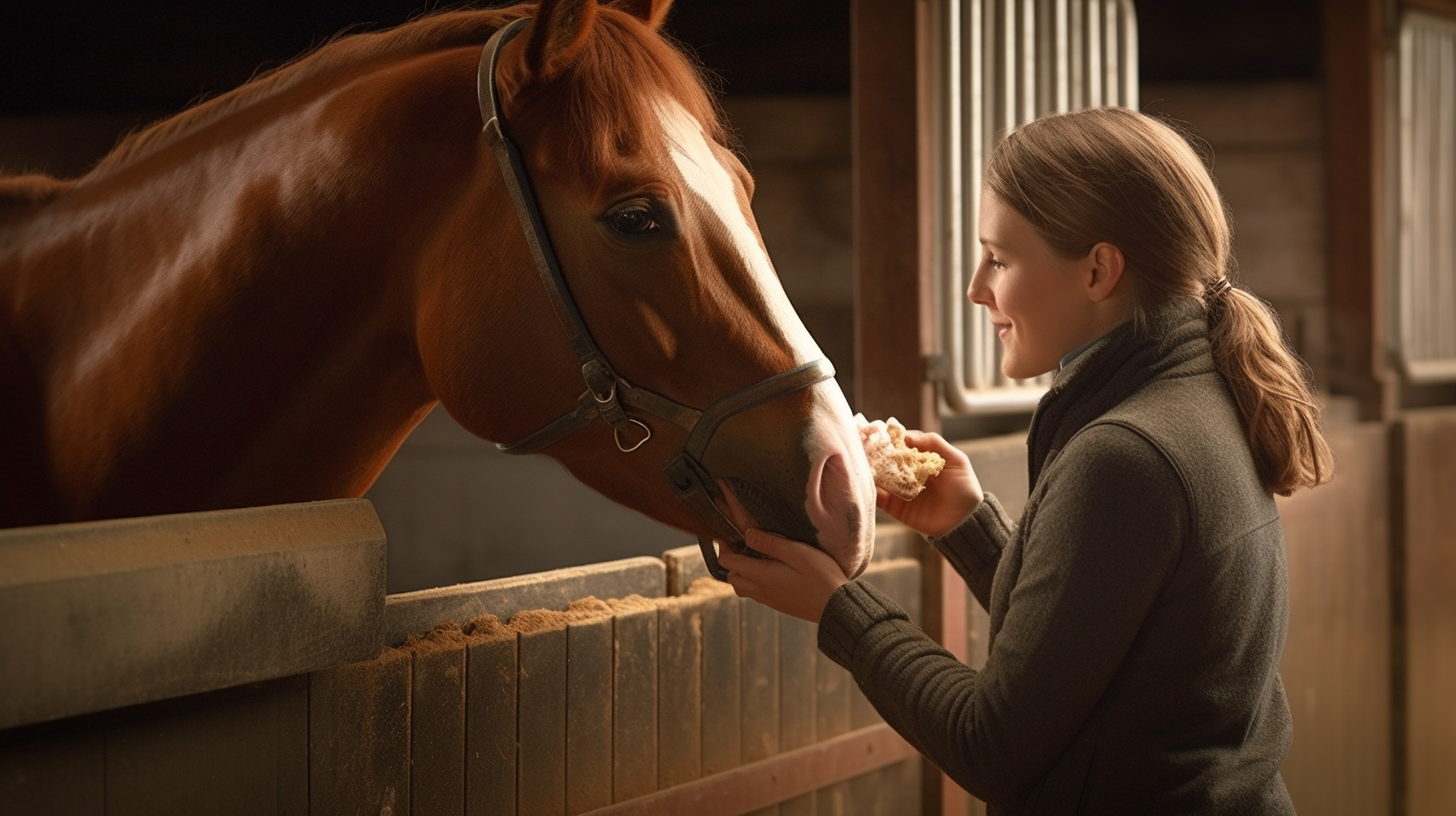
[855,413,946,501]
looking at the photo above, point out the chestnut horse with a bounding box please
[0,0,876,577]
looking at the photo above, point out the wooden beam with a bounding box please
[580,723,918,816]
[1323,0,1398,420]
[852,0,938,431]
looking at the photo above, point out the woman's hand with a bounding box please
[878,430,984,538]
[718,529,848,623]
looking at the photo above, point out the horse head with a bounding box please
[416,0,877,578]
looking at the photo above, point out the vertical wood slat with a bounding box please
[1281,419,1391,816]
[1399,408,1456,816]
[657,596,705,789]
[310,647,412,816]
[0,717,106,815]
[111,676,311,816]
[465,617,518,816]
[611,599,660,802]
[408,625,468,816]
[1276,422,1391,816]
[741,597,783,816]
[514,615,569,816]
[700,590,744,776]
[779,615,819,816]
[566,605,616,816]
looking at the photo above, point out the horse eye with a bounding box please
[605,202,661,236]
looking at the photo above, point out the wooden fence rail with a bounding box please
[0,503,927,816]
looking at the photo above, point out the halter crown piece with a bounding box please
[476,18,836,580]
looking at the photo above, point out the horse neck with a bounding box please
[1,49,492,522]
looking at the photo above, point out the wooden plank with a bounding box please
[310,647,411,816]
[814,651,852,815]
[579,723,917,816]
[662,544,713,597]
[739,599,781,765]
[0,499,385,729]
[385,557,665,646]
[697,586,743,776]
[657,595,705,789]
[566,602,616,816]
[513,612,569,816]
[1399,408,1456,816]
[610,598,659,802]
[464,617,518,816]
[0,715,104,815]
[740,596,781,816]
[846,758,923,816]
[106,676,309,816]
[1275,421,1391,816]
[407,624,468,816]
[778,614,818,816]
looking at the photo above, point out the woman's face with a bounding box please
[968,191,1108,380]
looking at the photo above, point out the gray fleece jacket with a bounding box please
[819,299,1296,815]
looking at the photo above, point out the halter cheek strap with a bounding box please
[476,18,836,580]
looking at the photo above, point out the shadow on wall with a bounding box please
[367,407,694,593]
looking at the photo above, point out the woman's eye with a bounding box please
[606,203,660,236]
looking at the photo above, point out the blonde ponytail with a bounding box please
[1205,284,1333,495]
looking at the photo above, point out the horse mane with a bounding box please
[84,3,731,184]
[0,174,74,204]
[86,5,524,179]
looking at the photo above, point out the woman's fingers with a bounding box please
[716,530,847,622]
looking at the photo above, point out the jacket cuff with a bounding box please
[929,492,1011,576]
[818,579,910,669]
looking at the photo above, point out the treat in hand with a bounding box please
[854,413,946,501]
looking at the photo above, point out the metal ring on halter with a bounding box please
[614,419,652,452]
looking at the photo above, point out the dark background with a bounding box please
[0,0,1321,114]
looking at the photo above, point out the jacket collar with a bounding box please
[1026,297,1214,488]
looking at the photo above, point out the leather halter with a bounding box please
[476,18,836,579]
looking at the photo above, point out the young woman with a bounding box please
[718,106,1333,815]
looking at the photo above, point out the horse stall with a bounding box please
[0,499,930,815]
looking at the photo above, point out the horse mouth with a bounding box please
[722,476,818,546]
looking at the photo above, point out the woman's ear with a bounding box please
[1085,242,1126,303]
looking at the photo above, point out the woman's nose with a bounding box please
[967,263,990,306]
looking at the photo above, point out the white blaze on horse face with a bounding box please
[653,99,823,365]
[654,99,876,577]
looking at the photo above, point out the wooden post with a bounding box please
[853,1,967,813]
[1322,0,1397,421]
[852,0,938,432]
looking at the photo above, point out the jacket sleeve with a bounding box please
[928,492,1016,610]
[816,424,1188,804]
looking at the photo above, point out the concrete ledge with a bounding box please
[385,557,665,645]
[0,499,386,730]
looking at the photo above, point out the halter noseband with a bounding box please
[476,18,835,579]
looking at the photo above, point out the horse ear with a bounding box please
[522,0,599,80]
[611,0,674,30]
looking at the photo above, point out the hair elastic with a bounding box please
[1205,276,1234,300]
